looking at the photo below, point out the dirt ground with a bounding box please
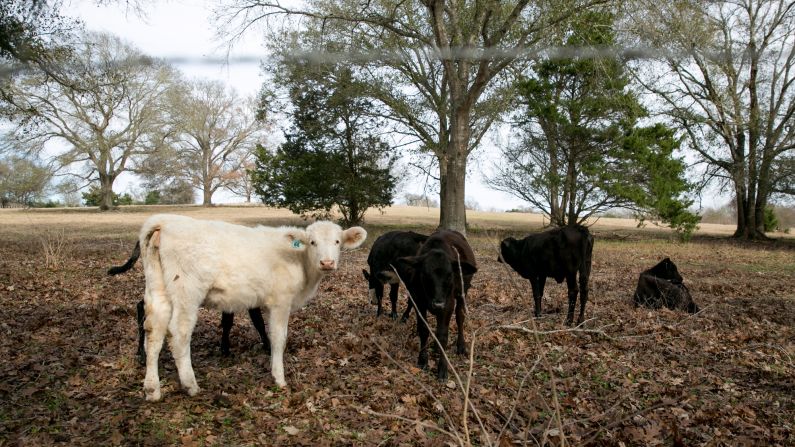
[0,206,793,446]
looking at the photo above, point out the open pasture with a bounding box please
[0,206,793,445]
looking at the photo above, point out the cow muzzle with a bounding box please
[429,300,446,312]
[368,289,378,305]
[319,260,337,270]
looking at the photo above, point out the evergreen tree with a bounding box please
[251,65,396,226]
[489,11,698,237]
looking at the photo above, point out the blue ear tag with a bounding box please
[292,239,302,249]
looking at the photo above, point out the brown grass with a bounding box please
[4,203,792,238]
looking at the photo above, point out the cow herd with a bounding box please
[109,214,698,401]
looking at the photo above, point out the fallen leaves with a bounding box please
[0,225,793,446]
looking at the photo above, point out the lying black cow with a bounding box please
[634,258,699,313]
[392,230,477,381]
[499,225,594,325]
[108,251,269,364]
[362,230,428,321]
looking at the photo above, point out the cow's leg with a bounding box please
[388,283,399,320]
[454,295,467,355]
[400,286,414,323]
[565,274,579,326]
[530,277,545,318]
[374,283,384,317]
[220,312,234,356]
[168,299,200,397]
[577,271,589,325]
[248,307,270,355]
[136,299,146,365]
[416,307,430,370]
[268,305,291,388]
[435,308,453,382]
[143,288,171,402]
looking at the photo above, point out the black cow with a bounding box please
[499,225,594,326]
[392,230,477,381]
[634,258,699,313]
[108,248,269,365]
[362,230,428,321]
[131,302,270,365]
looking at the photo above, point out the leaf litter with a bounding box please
[0,224,792,445]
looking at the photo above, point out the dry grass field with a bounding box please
[0,205,793,446]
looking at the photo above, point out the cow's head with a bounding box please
[362,269,375,303]
[651,257,683,283]
[362,269,380,304]
[498,237,521,265]
[305,221,367,271]
[394,249,477,311]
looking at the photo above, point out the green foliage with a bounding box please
[764,206,779,232]
[144,190,161,205]
[613,125,700,239]
[116,193,134,206]
[82,185,116,207]
[252,63,396,225]
[28,199,60,208]
[491,11,696,238]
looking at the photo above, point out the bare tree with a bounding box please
[1,32,177,210]
[216,0,610,233]
[0,155,50,207]
[631,0,795,239]
[224,152,257,203]
[165,79,267,206]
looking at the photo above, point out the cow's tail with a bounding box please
[108,241,141,275]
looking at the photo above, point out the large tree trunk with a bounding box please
[202,186,213,206]
[438,153,468,234]
[98,173,115,211]
[438,116,469,234]
[565,158,577,227]
[733,191,767,240]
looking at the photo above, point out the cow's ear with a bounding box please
[362,269,370,280]
[454,261,478,276]
[392,256,420,281]
[285,229,308,251]
[342,227,367,249]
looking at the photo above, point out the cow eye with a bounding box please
[310,240,316,246]
[335,240,339,245]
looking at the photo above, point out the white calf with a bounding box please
[125,214,365,401]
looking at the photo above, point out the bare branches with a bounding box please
[2,32,178,209]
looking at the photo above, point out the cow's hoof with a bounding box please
[144,388,161,402]
[418,360,428,370]
[456,345,468,356]
[184,385,200,397]
[137,355,146,366]
[389,312,398,320]
[436,371,448,382]
[400,317,408,324]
